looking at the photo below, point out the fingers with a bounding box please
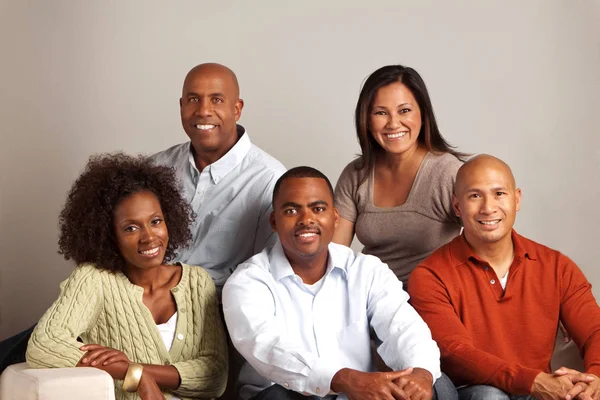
[102,353,129,366]
[388,382,409,400]
[554,366,580,376]
[565,381,588,400]
[386,367,414,381]
[79,344,104,351]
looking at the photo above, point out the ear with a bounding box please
[452,194,461,217]
[515,188,522,211]
[234,98,244,121]
[179,97,183,109]
[269,211,277,232]
[333,207,340,228]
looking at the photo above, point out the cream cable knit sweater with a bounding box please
[26,263,228,400]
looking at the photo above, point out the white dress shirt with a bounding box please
[150,125,286,293]
[223,241,441,400]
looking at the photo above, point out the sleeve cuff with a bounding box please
[305,358,345,396]
[512,367,542,395]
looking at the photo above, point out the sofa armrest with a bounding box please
[0,362,115,400]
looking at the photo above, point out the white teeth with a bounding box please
[479,220,500,225]
[140,247,160,255]
[196,124,215,130]
[298,233,317,237]
[386,132,407,139]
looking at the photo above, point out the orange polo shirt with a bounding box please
[408,230,600,395]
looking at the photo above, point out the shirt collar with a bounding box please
[186,124,252,184]
[450,229,537,266]
[269,240,347,282]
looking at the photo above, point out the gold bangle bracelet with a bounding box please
[122,363,144,392]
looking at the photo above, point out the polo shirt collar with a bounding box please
[186,124,252,184]
[450,229,537,266]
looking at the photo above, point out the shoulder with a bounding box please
[426,152,462,179]
[245,142,286,177]
[181,263,213,283]
[514,232,565,267]
[227,247,273,282]
[149,142,190,166]
[329,242,390,278]
[337,159,364,184]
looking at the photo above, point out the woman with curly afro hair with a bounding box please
[26,153,228,400]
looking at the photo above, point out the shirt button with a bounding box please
[164,360,170,365]
[284,382,289,388]
[316,388,321,394]
[172,287,178,293]
[180,308,186,313]
[490,279,496,284]
[177,333,184,340]
[484,266,489,271]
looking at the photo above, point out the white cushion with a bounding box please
[0,363,115,400]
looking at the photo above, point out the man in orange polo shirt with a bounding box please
[408,154,600,400]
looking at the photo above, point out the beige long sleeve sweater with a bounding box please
[26,263,228,400]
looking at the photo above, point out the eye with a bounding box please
[124,225,138,232]
[189,97,199,103]
[373,110,387,116]
[468,193,481,199]
[151,218,163,226]
[211,97,223,104]
[313,207,326,213]
[496,191,506,196]
[399,108,411,114]
[283,209,297,215]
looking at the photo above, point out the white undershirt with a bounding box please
[156,312,178,351]
[499,270,509,290]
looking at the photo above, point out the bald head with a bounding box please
[455,154,516,197]
[183,63,240,98]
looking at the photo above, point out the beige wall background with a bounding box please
[1,0,599,339]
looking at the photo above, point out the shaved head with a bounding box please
[455,154,516,196]
[183,63,240,99]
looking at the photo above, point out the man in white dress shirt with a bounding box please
[223,167,456,400]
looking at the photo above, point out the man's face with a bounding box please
[179,68,243,156]
[453,161,521,248]
[270,178,338,265]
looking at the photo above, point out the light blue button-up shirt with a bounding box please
[150,125,286,292]
[223,241,441,399]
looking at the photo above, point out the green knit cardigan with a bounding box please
[26,263,228,400]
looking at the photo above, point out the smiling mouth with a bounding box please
[139,246,160,257]
[195,124,216,131]
[478,220,501,226]
[385,132,407,139]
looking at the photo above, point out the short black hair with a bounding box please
[58,152,195,272]
[272,166,334,206]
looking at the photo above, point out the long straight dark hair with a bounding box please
[354,65,466,185]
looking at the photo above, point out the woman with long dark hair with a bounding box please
[333,65,465,285]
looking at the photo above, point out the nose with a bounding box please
[480,196,496,214]
[297,209,315,226]
[194,98,213,118]
[387,112,403,129]
[139,225,156,243]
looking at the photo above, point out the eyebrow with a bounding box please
[186,92,226,98]
[279,200,329,209]
[372,103,413,109]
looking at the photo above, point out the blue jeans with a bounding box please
[0,325,35,373]
[249,372,457,400]
[458,385,535,400]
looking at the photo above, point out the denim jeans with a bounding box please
[0,325,35,373]
[249,372,457,400]
[458,385,535,400]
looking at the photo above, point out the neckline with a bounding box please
[368,151,432,210]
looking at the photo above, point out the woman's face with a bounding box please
[369,82,422,156]
[113,190,169,272]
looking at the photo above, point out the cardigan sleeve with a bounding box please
[171,269,228,399]
[26,264,102,368]
[408,264,541,394]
